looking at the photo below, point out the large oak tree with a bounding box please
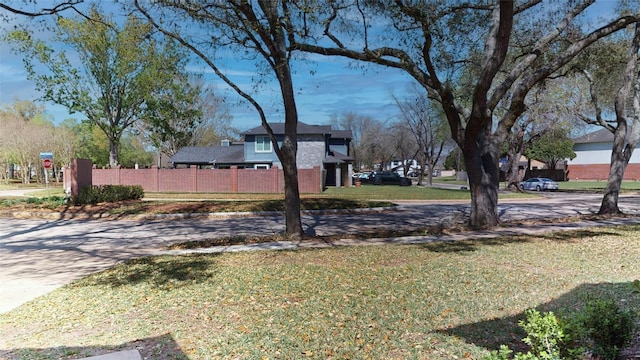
[290,1,639,228]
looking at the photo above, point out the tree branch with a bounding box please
[0,1,83,17]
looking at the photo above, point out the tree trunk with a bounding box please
[271,28,304,239]
[599,164,624,215]
[599,140,633,215]
[599,22,640,215]
[505,148,524,191]
[464,129,500,229]
[280,137,303,237]
[109,140,118,167]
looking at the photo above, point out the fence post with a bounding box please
[67,158,92,197]
[151,165,159,192]
[191,166,198,192]
[315,166,322,193]
[231,166,238,193]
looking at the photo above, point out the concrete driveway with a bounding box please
[1,193,639,313]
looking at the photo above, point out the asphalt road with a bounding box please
[1,192,639,313]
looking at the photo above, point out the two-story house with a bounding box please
[169,122,354,186]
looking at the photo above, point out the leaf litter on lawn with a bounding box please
[2,225,640,359]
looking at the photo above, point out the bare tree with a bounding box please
[394,89,450,186]
[330,112,382,171]
[387,122,416,175]
[0,110,48,183]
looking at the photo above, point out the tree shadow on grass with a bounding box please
[419,229,620,253]
[436,282,640,354]
[0,333,187,360]
[72,253,219,290]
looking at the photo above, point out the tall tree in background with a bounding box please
[5,6,196,167]
[525,128,576,171]
[330,112,383,171]
[142,77,203,158]
[291,1,639,228]
[135,0,305,238]
[189,90,237,147]
[139,82,237,157]
[503,81,578,190]
[394,89,450,186]
[576,21,640,214]
[388,123,417,175]
[0,101,53,183]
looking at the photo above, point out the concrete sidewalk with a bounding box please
[156,216,640,255]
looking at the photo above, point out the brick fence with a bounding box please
[87,165,324,193]
[567,163,640,181]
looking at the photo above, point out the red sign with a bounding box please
[43,159,51,169]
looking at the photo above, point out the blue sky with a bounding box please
[0,1,621,133]
[0,3,414,133]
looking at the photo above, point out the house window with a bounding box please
[255,136,272,153]
[255,164,270,169]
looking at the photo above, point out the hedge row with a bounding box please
[72,185,144,205]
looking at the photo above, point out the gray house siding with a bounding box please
[297,134,326,169]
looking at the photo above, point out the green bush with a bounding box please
[484,309,581,360]
[73,185,144,205]
[517,309,580,360]
[485,296,636,360]
[575,298,635,360]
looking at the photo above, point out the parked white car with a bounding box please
[519,177,559,191]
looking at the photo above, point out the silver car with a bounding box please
[520,177,559,191]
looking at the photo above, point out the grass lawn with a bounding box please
[1,226,639,359]
[559,180,640,191]
[0,184,531,214]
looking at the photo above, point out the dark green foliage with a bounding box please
[575,298,635,360]
[485,297,636,360]
[73,185,144,205]
[444,149,465,171]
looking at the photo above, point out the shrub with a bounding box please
[575,298,635,360]
[484,297,636,360]
[484,309,582,360]
[73,185,144,205]
[516,309,580,360]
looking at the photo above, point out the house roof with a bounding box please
[324,150,354,164]
[169,144,244,165]
[330,130,352,139]
[243,121,351,138]
[573,128,613,144]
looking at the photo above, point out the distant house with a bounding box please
[169,141,245,169]
[567,128,640,180]
[385,159,420,176]
[169,122,354,186]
